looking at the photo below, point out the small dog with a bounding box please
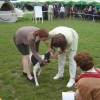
[29,52,51,86]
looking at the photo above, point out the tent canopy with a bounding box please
[10,0,100,6]
[0,1,18,22]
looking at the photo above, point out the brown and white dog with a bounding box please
[29,52,50,86]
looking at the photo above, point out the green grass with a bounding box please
[0,16,100,100]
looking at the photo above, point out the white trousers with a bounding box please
[58,50,77,79]
[48,12,53,21]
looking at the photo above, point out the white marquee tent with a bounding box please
[0,1,25,22]
[10,0,100,5]
[0,1,18,22]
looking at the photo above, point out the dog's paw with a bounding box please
[36,84,39,86]
[37,72,41,76]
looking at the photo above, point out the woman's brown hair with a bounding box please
[74,52,94,71]
[35,29,48,38]
[50,33,67,52]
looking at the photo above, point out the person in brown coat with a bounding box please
[74,51,100,100]
[13,26,48,82]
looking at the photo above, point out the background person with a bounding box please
[13,26,48,82]
[74,52,100,100]
[48,3,53,21]
[46,26,78,88]
[69,5,75,19]
[60,4,65,18]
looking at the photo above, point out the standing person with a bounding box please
[13,26,48,82]
[43,4,48,20]
[60,4,65,18]
[74,52,100,100]
[55,4,60,18]
[48,3,54,21]
[69,5,75,19]
[46,26,78,88]
[88,6,94,20]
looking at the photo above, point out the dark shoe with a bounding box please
[31,72,34,77]
[27,77,35,83]
[23,72,27,76]
[23,72,34,77]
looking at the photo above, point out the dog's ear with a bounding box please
[44,52,51,63]
[44,52,50,59]
[31,55,38,65]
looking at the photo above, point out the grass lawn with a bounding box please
[0,16,100,100]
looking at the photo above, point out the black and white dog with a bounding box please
[29,52,51,86]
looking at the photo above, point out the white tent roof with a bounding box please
[10,0,36,3]
[0,1,18,22]
[9,0,100,2]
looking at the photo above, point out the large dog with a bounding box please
[29,52,51,86]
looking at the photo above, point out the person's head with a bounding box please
[35,29,48,41]
[74,52,94,71]
[50,33,67,52]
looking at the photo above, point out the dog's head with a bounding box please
[31,52,51,66]
[44,52,51,63]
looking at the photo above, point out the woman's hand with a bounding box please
[40,60,47,67]
[48,48,55,53]
[50,52,60,58]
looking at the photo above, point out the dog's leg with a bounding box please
[33,62,40,86]
[37,68,42,76]
[37,55,44,76]
[29,51,32,66]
